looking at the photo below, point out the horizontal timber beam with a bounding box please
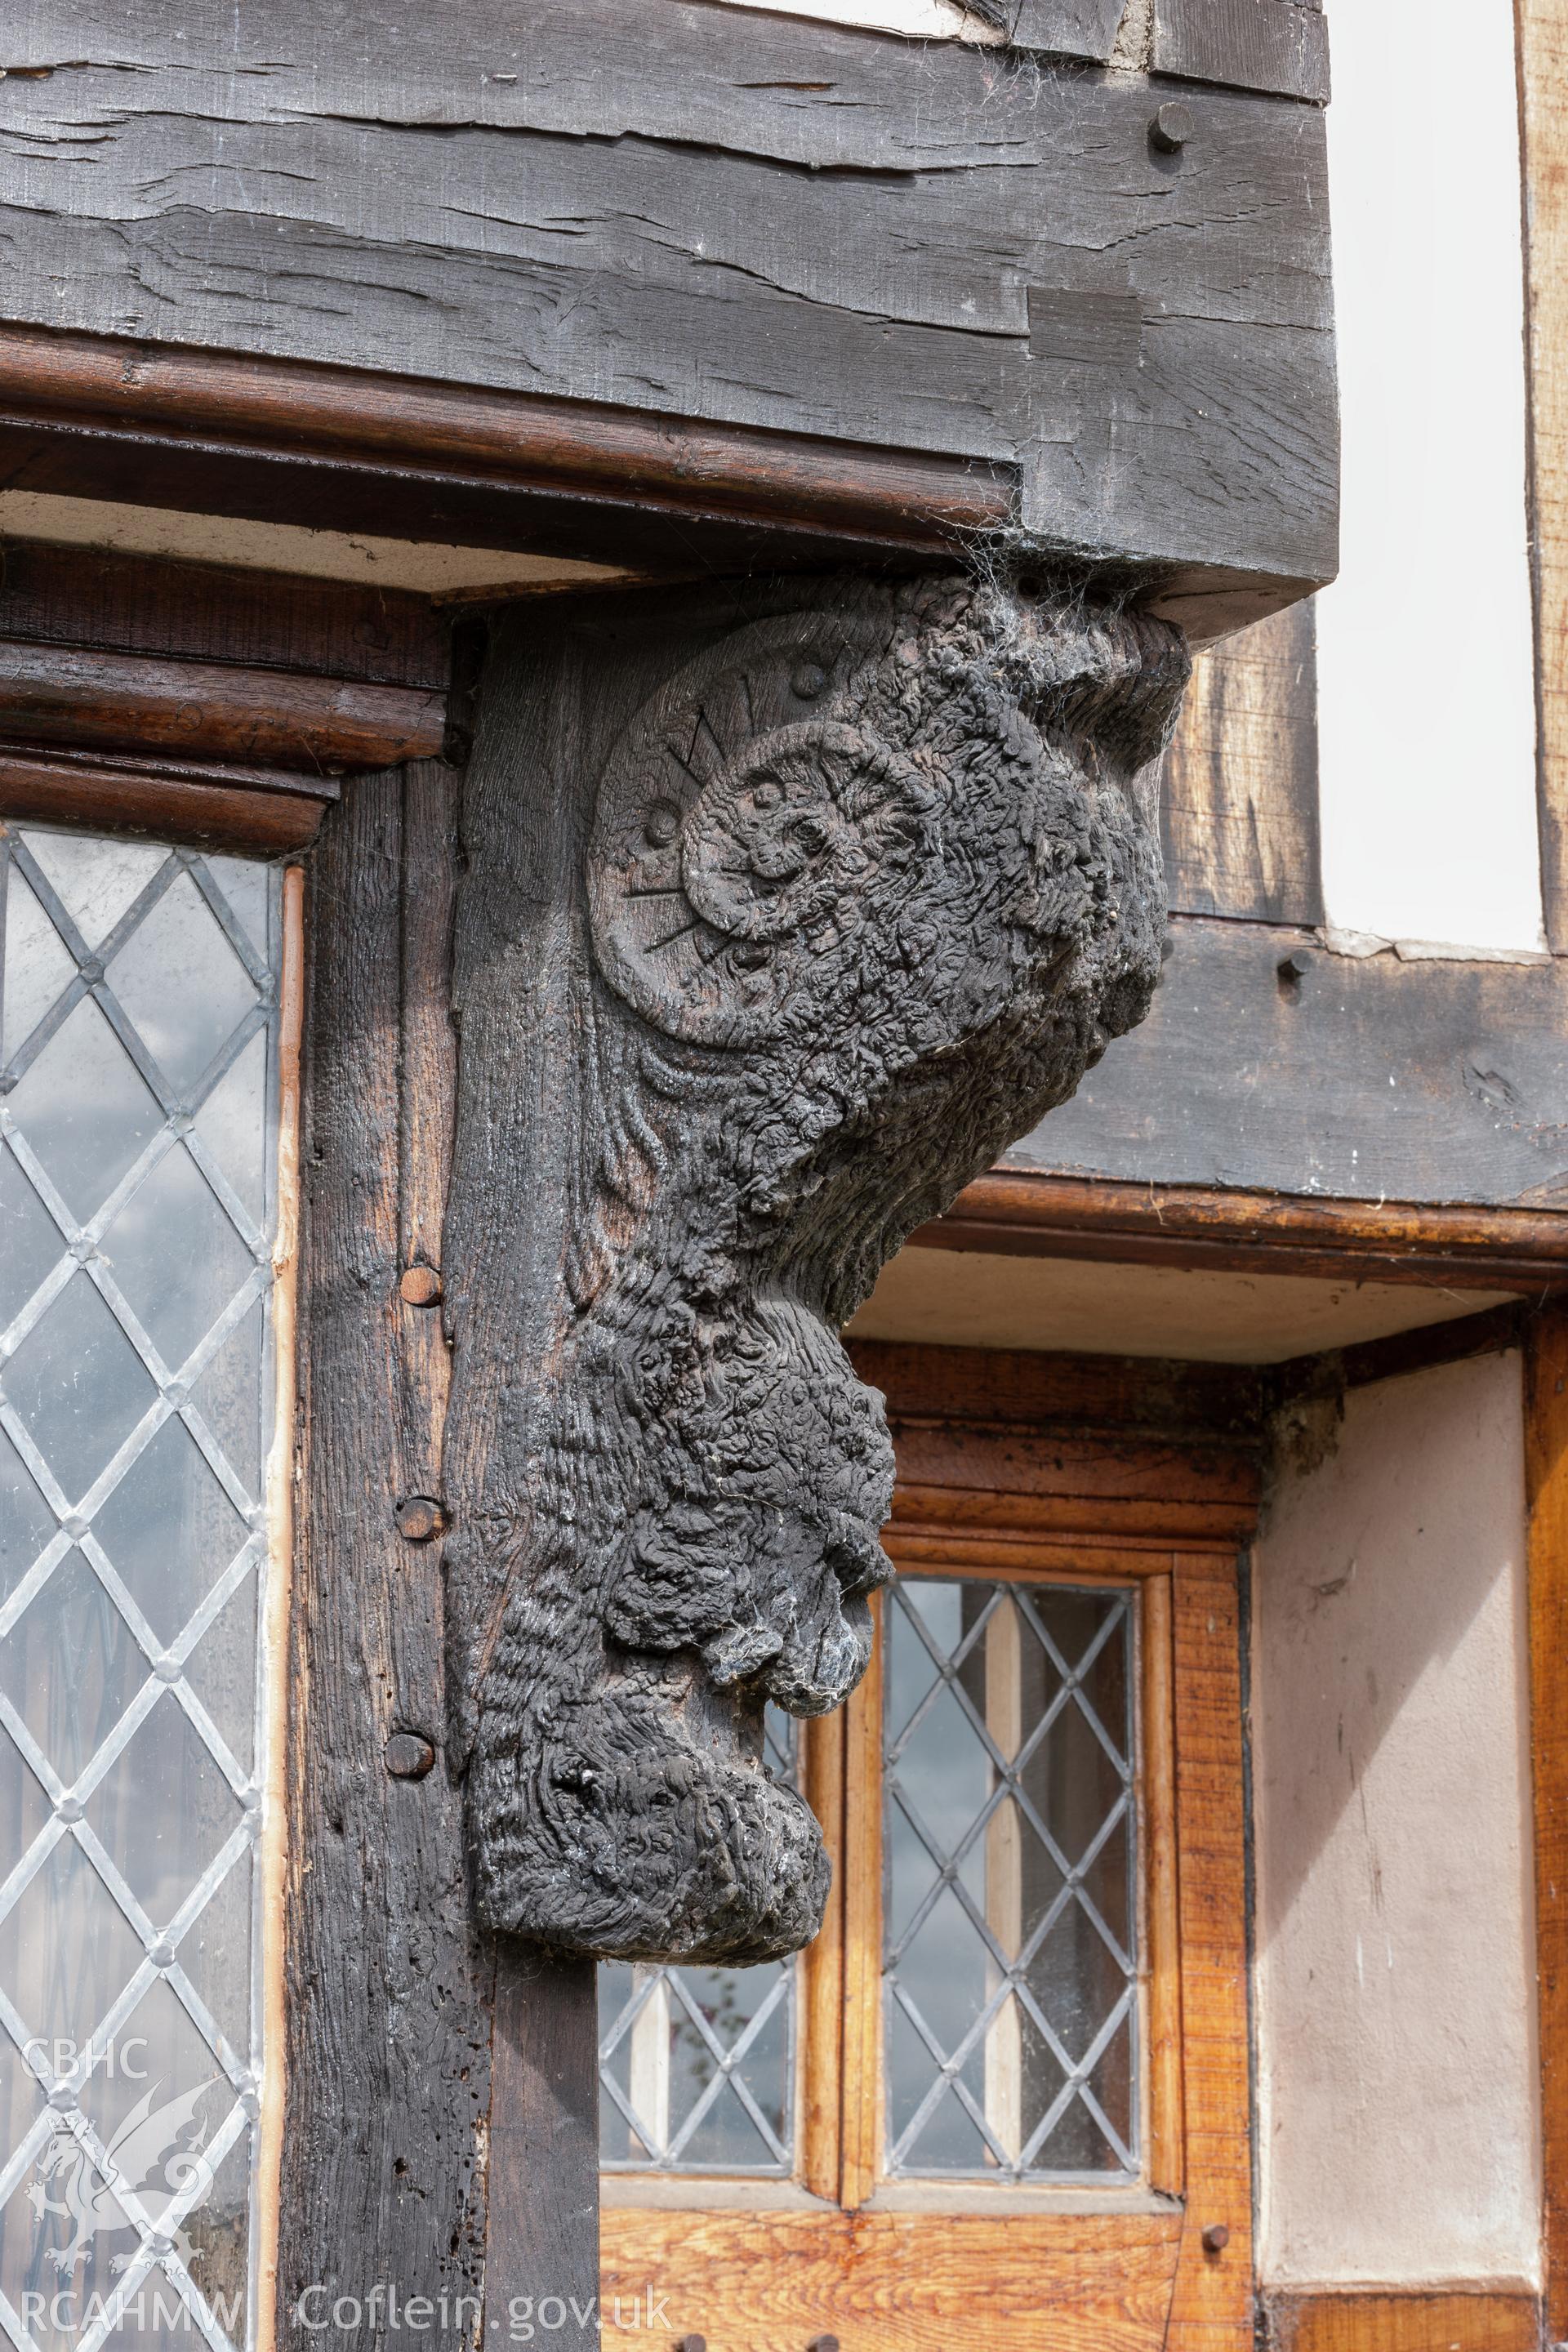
[0,325,1012,579]
[0,544,452,845]
[0,639,444,773]
[999,914,1568,1210]
[0,0,1338,629]
[1260,2289,1540,2351]
[0,746,336,853]
[913,1169,1568,1290]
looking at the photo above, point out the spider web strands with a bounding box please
[0,826,282,2352]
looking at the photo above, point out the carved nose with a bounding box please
[825,1513,891,1597]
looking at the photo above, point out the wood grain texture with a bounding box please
[0,746,332,851]
[280,761,492,2346]
[887,1481,1258,1548]
[1521,0,1568,954]
[488,1949,601,2332]
[0,324,1014,588]
[1004,0,1126,58]
[884,1423,1260,1527]
[840,1600,885,2213]
[1142,1574,1185,2200]
[1161,599,1321,925]
[0,639,443,771]
[998,915,1568,1209]
[800,1713,847,2203]
[0,0,1337,591]
[913,1168,1568,1289]
[849,1339,1263,1439]
[600,2205,1184,2352]
[1528,1296,1568,2342]
[0,538,450,689]
[1165,1554,1253,2350]
[1153,0,1330,103]
[1263,2291,1542,2352]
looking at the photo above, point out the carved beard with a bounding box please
[444,573,1188,1962]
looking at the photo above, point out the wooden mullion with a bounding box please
[1164,1552,1253,2352]
[1142,1571,1185,2201]
[800,1711,847,2202]
[840,1593,885,2212]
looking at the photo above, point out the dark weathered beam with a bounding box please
[1154,0,1331,104]
[283,760,492,2350]
[0,538,451,688]
[1000,915,1568,1207]
[1,0,1336,601]
[0,324,1011,570]
[1003,0,1126,59]
[487,1951,600,2346]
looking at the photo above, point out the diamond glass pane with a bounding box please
[882,1576,1139,2183]
[0,826,281,2352]
[598,1708,800,2175]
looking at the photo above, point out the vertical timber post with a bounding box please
[487,1951,602,2343]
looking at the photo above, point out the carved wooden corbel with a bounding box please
[441,573,1187,1964]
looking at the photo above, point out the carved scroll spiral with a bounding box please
[445,575,1188,1963]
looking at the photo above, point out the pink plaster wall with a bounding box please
[1253,1351,1541,2287]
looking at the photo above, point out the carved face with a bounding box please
[454,576,1188,1965]
[680,719,923,944]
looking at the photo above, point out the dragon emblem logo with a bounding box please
[25,2076,221,2278]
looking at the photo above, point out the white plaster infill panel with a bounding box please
[1316,0,1543,958]
[1253,1352,1541,2290]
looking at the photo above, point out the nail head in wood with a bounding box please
[1201,2222,1231,2255]
[399,1263,443,1307]
[394,1494,445,1542]
[1276,948,1313,987]
[674,2338,706,2352]
[805,2339,840,2352]
[1151,101,1195,154]
[384,1731,436,1780]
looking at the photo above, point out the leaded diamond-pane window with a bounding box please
[598,1707,798,2175]
[0,826,283,2352]
[883,1577,1138,2182]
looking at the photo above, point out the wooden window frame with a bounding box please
[602,1527,1252,2352]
